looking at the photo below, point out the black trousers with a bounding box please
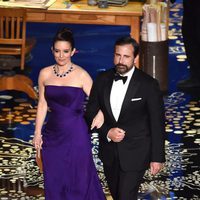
[103,152,145,200]
[182,0,200,79]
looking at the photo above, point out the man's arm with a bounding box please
[147,79,166,175]
[85,74,113,141]
[147,79,166,163]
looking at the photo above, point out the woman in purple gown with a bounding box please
[33,28,105,200]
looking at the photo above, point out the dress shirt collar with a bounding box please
[115,66,135,83]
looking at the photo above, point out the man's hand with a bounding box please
[107,127,125,142]
[150,162,164,175]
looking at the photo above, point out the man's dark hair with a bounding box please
[115,36,139,58]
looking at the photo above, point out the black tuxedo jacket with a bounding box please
[86,68,165,171]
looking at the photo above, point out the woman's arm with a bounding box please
[33,69,48,149]
[91,110,104,130]
[81,69,93,97]
[81,70,104,129]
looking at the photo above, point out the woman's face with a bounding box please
[52,41,75,66]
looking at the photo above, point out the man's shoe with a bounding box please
[177,78,200,89]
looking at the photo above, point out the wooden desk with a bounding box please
[25,0,143,42]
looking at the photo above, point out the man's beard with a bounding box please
[115,63,133,75]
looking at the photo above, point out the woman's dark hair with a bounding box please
[114,36,139,58]
[52,28,75,50]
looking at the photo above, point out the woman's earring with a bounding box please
[51,47,54,54]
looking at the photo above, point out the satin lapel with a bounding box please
[104,72,116,123]
[118,69,140,120]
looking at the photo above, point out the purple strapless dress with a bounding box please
[42,85,105,200]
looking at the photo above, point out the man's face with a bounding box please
[114,44,135,75]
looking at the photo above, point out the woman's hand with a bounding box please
[32,133,43,150]
[91,110,104,130]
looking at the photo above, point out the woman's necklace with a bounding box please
[53,64,73,78]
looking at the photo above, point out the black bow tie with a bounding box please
[114,73,128,84]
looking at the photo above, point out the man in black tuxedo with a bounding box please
[86,36,165,200]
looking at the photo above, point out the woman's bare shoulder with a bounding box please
[39,65,53,78]
[38,65,53,84]
[74,64,90,77]
[40,65,53,74]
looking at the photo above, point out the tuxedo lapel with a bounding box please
[118,69,140,120]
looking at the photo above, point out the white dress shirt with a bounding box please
[110,67,135,121]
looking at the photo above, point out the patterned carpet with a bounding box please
[0,0,200,199]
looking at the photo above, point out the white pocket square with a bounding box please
[131,98,142,101]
